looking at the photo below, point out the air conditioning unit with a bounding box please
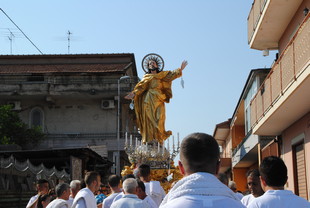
[7,101,21,110]
[101,100,115,109]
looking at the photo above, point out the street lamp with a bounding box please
[117,75,130,176]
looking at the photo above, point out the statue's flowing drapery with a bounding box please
[133,68,182,144]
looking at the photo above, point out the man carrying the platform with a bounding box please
[138,164,166,207]
[159,133,245,208]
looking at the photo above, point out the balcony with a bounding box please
[232,133,259,168]
[0,75,137,99]
[248,0,303,50]
[35,132,142,151]
[250,16,310,135]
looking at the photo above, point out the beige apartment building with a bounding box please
[214,0,310,199]
[249,0,309,200]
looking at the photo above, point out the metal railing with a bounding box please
[232,130,253,156]
[250,15,310,128]
[0,76,140,85]
[247,0,268,43]
[45,132,141,140]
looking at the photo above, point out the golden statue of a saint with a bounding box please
[125,54,188,144]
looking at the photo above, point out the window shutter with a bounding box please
[294,143,308,200]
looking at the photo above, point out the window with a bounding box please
[244,77,258,133]
[29,107,44,131]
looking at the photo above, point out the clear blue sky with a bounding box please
[1,1,276,162]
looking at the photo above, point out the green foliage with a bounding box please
[0,105,45,147]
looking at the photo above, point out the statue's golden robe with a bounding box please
[133,68,182,144]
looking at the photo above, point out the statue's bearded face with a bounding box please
[148,60,158,70]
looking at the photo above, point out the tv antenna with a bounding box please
[67,30,72,54]
[7,29,15,54]
[53,30,82,53]
[0,28,23,54]
[0,8,43,54]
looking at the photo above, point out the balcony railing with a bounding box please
[45,132,141,140]
[250,15,310,128]
[247,0,268,43]
[232,130,252,157]
[0,76,140,85]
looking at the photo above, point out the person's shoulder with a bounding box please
[104,192,118,200]
[150,180,160,185]
[241,194,251,200]
[31,194,39,199]
[46,199,56,208]
[29,194,39,202]
[241,194,254,205]
[288,193,310,205]
[161,195,245,208]
[141,199,151,208]
[144,195,157,206]
[160,196,204,208]
[213,197,246,208]
[247,194,268,208]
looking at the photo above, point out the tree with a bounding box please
[0,105,44,147]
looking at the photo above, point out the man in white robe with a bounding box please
[26,179,50,208]
[102,175,122,208]
[228,181,243,200]
[46,183,70,208]
[138,164,165,206]
[159,133,245,208]
[67,180,81,207]
[136,179,158,208]
[241,169,264,206]
[111,178,150,208]
[72,171,101,208]
[248,156,309,208]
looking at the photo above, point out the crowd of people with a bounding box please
[26,133,309,208]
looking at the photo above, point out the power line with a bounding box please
[0,8,43,54]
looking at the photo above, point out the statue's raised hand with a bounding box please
[180,60,188,71]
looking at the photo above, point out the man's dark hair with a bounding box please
[55,183,70,197]
[80,179,86,189]
[246,169,260,178]
[84,171,100,186]
[37,194,50,208]
[217,173,228,185]
[136,179,146,192]
[180,133,220,173]
[108,175,120,187]
[138,164,151,178]
[121,174,135,183]
[37,179,49,185]
[260,156,287,187]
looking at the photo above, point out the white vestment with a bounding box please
[111,194,150,208]
[144,181,166,207]
[72,188,97,208]
[143,195,158,208]
[241,194,255,206]
[248,190,310,208]
[46,199,70,208]
[159,172,246,208]
[103,192,120,208]
[26,194,39,208]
